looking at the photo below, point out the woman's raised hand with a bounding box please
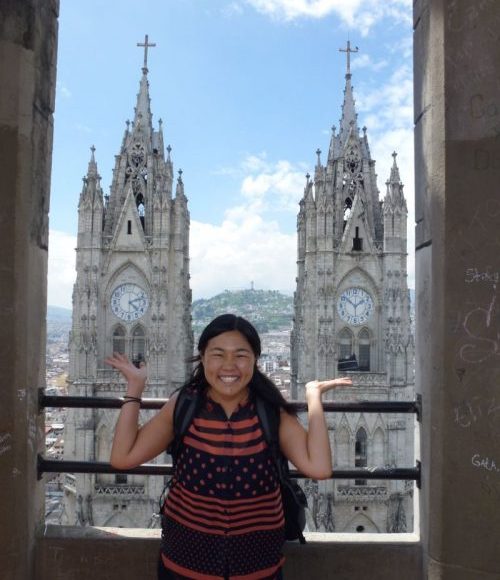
[105,353,147,396]
[305,377,353,398]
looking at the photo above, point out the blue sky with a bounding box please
[48,0,414,309]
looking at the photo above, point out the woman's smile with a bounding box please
[201,330,256,406]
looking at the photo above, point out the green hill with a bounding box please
[192,289,293,335]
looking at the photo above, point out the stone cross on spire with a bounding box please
[137,34,156,72]
[339,40,359,76]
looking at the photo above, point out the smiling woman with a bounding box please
[105,313,352,579]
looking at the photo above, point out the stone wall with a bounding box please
[414,0,500,578]
[0,1,58,579]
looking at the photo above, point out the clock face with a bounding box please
[111,283,149,322]
[337,287,373,325]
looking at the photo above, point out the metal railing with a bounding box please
[38,392,421,487]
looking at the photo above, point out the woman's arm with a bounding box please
[278,377,353,480]
[105,353,176,470]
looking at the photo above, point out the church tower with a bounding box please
[63,37,193,527]
[291,43,415,533]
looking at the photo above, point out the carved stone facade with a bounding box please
[291,43,415,533]
[62,45,193,528]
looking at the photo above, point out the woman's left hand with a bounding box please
[305,377,353,398]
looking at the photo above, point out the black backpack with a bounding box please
[167,387,308,544]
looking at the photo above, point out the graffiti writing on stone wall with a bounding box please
[454,395,500,434]
[465,267,499,285]
[471,453,500,474]
[459,294,499,364]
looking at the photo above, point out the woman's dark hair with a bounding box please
[184,313,295,414]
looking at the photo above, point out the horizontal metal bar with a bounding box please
[39,393,420,415]
[38,456,421,484]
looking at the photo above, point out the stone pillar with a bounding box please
[0,2,58,579]
[414,1,500,578]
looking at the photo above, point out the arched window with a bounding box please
[358,328,371,371]
[355,427,368,485]
[372,427,385,467]
[338,328,353,360]
[338,328,356,370]
[131,325,146,364]
[112,326,126,354]
[343,196,352,226]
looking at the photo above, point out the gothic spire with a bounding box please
[86,145,99,179]
[175,169,185,198]
[133,35,156,137]
[389,151,401,183]
[385,152,406,207]
[338,41,359,140]
[79,146,103,207]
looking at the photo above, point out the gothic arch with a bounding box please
[342,513,380,533]
[335,425,351,468]
[372,427,385,467]
[96,423,113,484]
[358,327,371,371]
[112,324,126,354]
[103,512,136,528]
[336,267,380,304]
[355,427,368,485]
[131,324,146,363]
[106,261,150,302]
[337,327,354,360]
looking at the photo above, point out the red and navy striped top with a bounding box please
[160,394,285,580]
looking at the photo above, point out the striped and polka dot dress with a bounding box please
[160,395,285,580]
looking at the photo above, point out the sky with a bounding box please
[48,0,414,309]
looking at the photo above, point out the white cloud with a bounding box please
[354,63,415,287]
[190,215,297,300]
[48,230,76,308]
[351,53,388,72]
[239,154,307,212]
[190,154,305,299]
[245,0,412,34]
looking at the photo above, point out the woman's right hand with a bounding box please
[104,353,147,397]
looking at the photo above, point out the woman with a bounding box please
[107,314,352,579]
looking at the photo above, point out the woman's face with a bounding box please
[201,330,256,404]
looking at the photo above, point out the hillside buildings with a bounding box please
[291,42,415,533]
[62,38,193,527]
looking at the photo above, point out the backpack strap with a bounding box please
[255,395,307,544]
[255,396,280,459]
[167,387,202,466]
[255,395,290,480]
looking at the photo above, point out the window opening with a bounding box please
[127,220,132,234]
[136,193,145,230]
[112,326,126,354]
[352,225,363,251]
[338,328,358,371]
[358,328,371,371]
[343,197,352,229]
[355,427,368,485]
[131,325,145,366]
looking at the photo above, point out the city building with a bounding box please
[62,37,193,527]
[291,42,415,533]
